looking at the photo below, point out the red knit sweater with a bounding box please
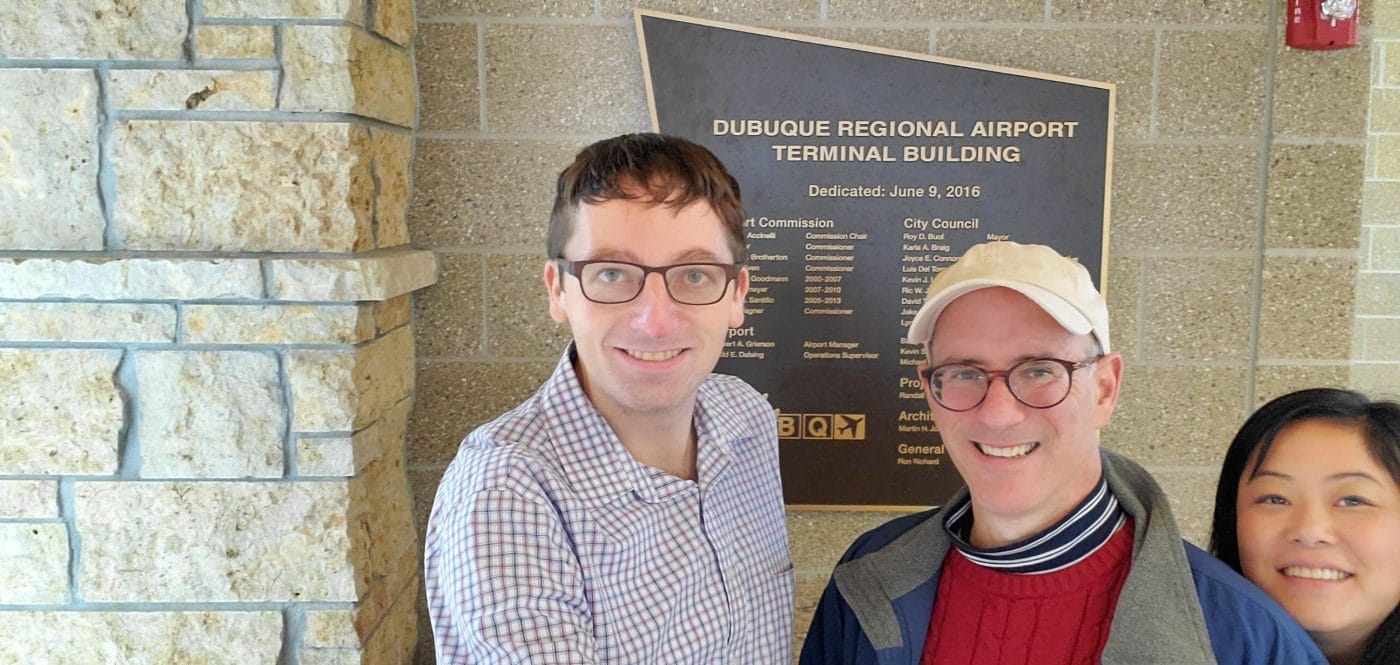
[919,520,1134,665]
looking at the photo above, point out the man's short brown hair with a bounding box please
[547,133,747,263]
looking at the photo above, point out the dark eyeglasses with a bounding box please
[919,357,1102,412]
[555,259,741,305]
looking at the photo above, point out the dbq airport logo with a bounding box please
[776,412,866,440]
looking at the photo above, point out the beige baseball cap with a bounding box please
[905,241,1110,353]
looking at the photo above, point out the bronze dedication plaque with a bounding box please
[638,11,1113,508]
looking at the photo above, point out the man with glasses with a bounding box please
[425,133,792,663]
[800,241,1323,664]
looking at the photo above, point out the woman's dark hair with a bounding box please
[1209,387,1400,664]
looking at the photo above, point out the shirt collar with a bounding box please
[538,344,736,505]
[692,380,740,482]
[943,473,1127,574]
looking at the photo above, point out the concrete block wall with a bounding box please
[0,1,436,663]
[407,2,1387,661]
[1359,4,1400,391]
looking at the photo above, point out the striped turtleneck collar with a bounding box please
[943,474,1128,575]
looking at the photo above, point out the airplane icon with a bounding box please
[834,414,866,440]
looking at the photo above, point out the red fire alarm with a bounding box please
[1286,0,1359,50]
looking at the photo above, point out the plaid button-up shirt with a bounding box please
[425,348,794,664]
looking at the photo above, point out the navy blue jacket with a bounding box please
[799,450,1326,665]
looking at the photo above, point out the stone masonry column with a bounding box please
[0,1,436,663]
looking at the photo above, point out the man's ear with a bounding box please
[727,266,750,328]
[1092,352,1124,429]
[543,259,568,324]
[916,362,939,414]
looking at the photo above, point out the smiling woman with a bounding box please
[1210,388,1400,665]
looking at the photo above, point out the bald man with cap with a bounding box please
[799,242,1323,665]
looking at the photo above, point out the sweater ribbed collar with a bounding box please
[944,474,1128,574]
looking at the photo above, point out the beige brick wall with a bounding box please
[1358,4,1400,394]
[0,1,433,663]
[407,2,1383,661]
